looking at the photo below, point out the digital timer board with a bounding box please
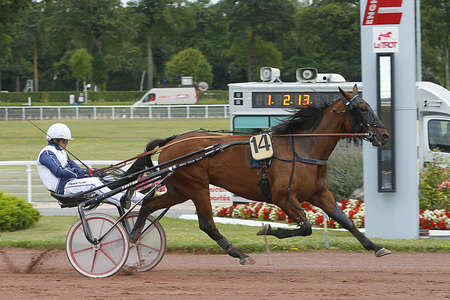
[251,92,342,108]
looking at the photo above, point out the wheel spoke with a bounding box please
[101,238,124,247]
[135,242,160,252]
[99,248,118,266]
[90,249,98,272]
[99,219,106,236]
[72,246,92,255]
[136,244,143,265]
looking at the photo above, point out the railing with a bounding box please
[0,105,230,121]
[0,161,232,203]
[0,161,120,203]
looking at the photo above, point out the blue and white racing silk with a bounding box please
[37,143,87,194]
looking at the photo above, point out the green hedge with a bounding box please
[0,192,41,232]
[0,90,228,104]
[0,91,146,103]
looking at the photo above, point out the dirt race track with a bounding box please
[0,247,449,300]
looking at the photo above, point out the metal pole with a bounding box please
[415,0,422,81]
[26,164,32,203]
[323,212,329,249]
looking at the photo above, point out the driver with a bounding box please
[36,123,164,207]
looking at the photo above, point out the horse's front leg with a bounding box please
[312,190,391,257]
[193,189,255,265]
[258,189,312,239]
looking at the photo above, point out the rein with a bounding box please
[94,132,368,173]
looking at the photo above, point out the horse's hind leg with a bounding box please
[193,189,255,265]
[311,191,391,257]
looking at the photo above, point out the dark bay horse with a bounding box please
[130,85,391,264]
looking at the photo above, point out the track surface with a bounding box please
[0,247,449,299]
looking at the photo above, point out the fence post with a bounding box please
[22,107,25,120]
[112,106,115,120]
[205,106,209,118]
[5,108,8,121]
[58,107,61,120]
[187,106,190,119]
[168,106,171,119]
[26,164,32,203]
[130,106,134,119]
[76,107,79,120]
[40,107,43,120]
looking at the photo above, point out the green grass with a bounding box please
[0,118,229,161]
[0,216,448,253]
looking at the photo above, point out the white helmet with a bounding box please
[46,123,72,141]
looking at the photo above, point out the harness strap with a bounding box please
[273,154,327,166]
[273,135,327,166]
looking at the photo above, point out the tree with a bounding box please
[194,59,213,85]
[128,0,174,90]
[92,55,108,90]
[421,0,449,88]
[166,48,213,85]
[69,48,93,90]
[293,2,361,81]
[227,33,283,80]
[0,0,31,24]
[221,0,296,81]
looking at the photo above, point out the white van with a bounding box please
[133,77,199,106]
[133,87,199,106]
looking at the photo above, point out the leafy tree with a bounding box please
[69,48,93,90]
[92,55,108,90]
[128,0,174,89]
[0,0,31,24]
[294,2,361,81]
[421,0,449,88]
[221,0,296,81]
[227,33,283,80]
[165,48,213,84]
[194,59,213,85]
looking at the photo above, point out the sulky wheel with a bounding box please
[123,211,166,272]
[66,213,130,278]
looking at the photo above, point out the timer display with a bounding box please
[252,92,341,108]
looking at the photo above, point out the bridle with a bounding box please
[338,94,381,144]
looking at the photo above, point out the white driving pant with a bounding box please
[64,177,144,206]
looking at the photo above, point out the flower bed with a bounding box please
[212,199,450,230]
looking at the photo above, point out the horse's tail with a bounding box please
[144,135,178,167]
[108,135,178,190]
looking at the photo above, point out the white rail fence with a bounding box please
[0,161,232,203]
[0,160,120,203]
[0,105,230,121]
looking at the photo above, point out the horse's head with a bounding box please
[338,85,390,147]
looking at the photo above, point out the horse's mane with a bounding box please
[272,101,335,134]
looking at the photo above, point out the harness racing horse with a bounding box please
[130,85,391,264]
